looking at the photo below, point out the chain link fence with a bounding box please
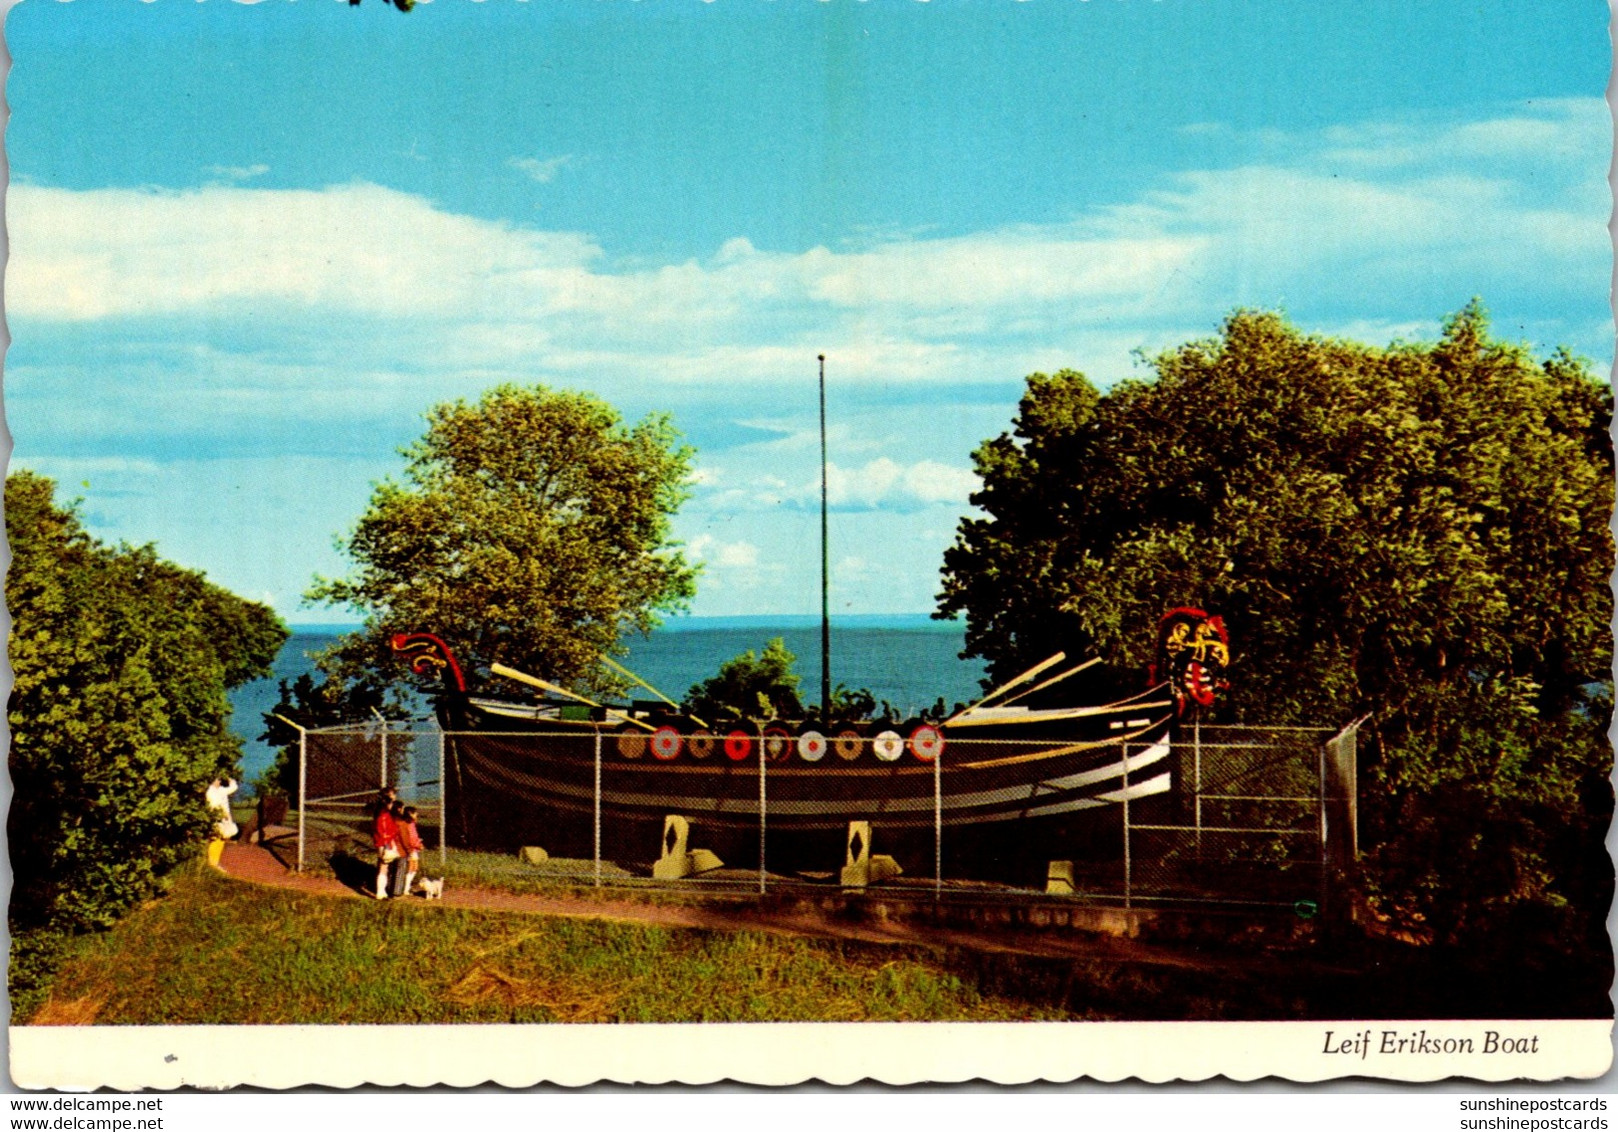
[1122,724,1333,910]
[290,718,1360,911]
[297,721,446,873]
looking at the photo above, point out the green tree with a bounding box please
[308,384,699,698]
[684,638,805,722]
[817,683,899,723]
[936,305,1613,956]
[6,471,286,936]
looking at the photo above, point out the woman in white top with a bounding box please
[205,776,238,868]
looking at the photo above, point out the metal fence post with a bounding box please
[297,725,307,873]
[1121,742,1131,910]
[1318,732,1329,917]
[593,729,603,889]
[1193,717,1202,854]
[758,739,767,896]
[934,743,943,899]
[437,729,447,869]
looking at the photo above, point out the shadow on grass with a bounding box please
[329,850,378,896]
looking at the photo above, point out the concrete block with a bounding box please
[652,814,723,880]
[1046,859,1075,895]
[686,848,724,874]
[840,822,901,887]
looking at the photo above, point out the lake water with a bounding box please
[226,615,987,784]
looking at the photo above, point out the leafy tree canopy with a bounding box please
[6,471,287,933]
[684,638,805,722]
[308,384,699,700]
[820,683,901,723]
[936,304,1613,950]
[681,639,894,723]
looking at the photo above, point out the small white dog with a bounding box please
[418,877,444,900]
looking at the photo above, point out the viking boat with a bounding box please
[390,608,1231,870]
[388,358,1233,873]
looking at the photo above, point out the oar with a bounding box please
[943,651,1066,725]
[491,662,656,732]
[995,657,1102,708]
[599,655,709,729]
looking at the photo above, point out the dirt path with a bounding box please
[218,841,1228,970]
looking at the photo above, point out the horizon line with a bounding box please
[281,611,965,630]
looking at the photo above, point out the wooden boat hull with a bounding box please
[390,623,1225,875]
[437,698,1181,880]
[449,718,1174,833]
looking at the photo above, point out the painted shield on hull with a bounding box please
[650,726,682,761]
[616,727,647,759]
[909,724,945,761]
[872,730,904,762]
[798,730,827,762]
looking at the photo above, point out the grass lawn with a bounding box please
[23,865,1074,1025]
[23,856,1608,1025]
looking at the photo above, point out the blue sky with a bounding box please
[6,0,1612,622]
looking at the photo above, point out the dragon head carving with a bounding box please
[390,632,468,693]
[1151,608,1230,718]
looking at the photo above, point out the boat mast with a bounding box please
[818,353,832,720]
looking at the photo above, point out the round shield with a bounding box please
[872,730,903,762]
[650,726,683,761]
[724,730,753,761]
[833,728,863,760]
[686,730,716,759]
[616,728,647,760]
[797,729,827,762]
[909,724,945,761]
[762,726,792,762]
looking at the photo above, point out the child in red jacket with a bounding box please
[397,805,424,896]
[372,788,400,900]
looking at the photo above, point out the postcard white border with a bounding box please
[8,1020,1612,1090]
[4,0,1616,1102]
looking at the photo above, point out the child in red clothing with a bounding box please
[397,805,424,896]
[372,788,400,900]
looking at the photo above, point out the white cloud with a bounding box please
[11,99,1606,621]
[1318,99,1606,172]
[822,458,978,511]
[205,163,270,183]
[12,98,1606,396]
[509,155,576,184]
[688,534,760,569]
[7,182,602,321]
[802,232,1204,312]
[9,100,1608,498]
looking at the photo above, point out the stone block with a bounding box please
[686,848,724,874]
[652,814,723,880]
[840,822,900,887]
